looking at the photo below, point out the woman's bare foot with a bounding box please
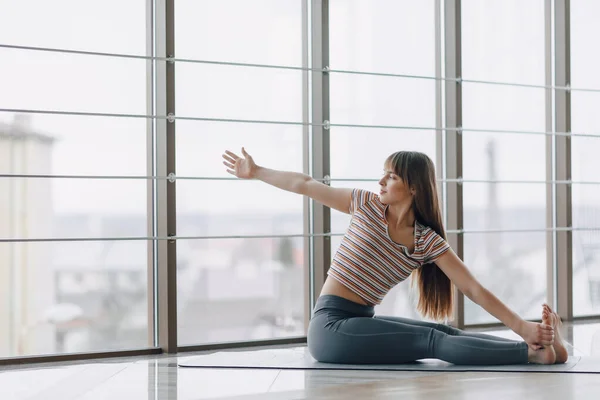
[527,343,556,364]
[543,303,568,364]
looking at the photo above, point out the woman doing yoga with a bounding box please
[222,148,567,365]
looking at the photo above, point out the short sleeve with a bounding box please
[423,228,451,264]
[349,188,378,215]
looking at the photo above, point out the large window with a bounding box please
[174,0,306,344]
[1,0,598,363]
[461,0,547,324]
[0,0,148,357]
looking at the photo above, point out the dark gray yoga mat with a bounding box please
[178,346,597,373]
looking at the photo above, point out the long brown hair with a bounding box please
[385,151,453,322]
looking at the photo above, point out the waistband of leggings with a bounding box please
[313,295,375,317]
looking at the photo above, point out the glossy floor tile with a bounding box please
[0,320,598,400]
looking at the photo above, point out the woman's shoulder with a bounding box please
[417,223,451,262]
[351,188,380,205]
[350,188,382,215]
[417,223,446,241]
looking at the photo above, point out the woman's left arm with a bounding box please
[434,248,554,349]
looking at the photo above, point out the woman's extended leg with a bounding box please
[308,313,554,365]
[374,315,520,343]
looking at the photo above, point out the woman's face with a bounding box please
[378,165,414,205]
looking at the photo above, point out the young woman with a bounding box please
[222,148,568,365]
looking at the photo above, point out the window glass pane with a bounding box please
[0,0,145,54]
[463,132,545,181]
[464,233,546,324]
[177,64,302,121]
[571,0,600,316]
[177,237,304,344]
[573,227,600,317]
[0,239,149,357]
[330,75,436,127]
[175,2,305,345]
[463,183,546,230]
[0,49,146,115]
[329,1,437,321]
[572,152,600,317]
[177,121,303,237]
[177,180,303,237]
[0,0,149,356]
[176,0,302,66]
[176,122,302,178]
[0,49,146,114]
[462,85,546,133]
[0,115,148,239]
[571,0,600,91]
[176,130,305,344]
[330,129,436,179]
[461,0,545,84]
[462,0,546,324]
[330,0,435,75]
[0,115,149,357]
[571,0,600,317]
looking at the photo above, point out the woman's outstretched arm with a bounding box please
[434,249,555,349]
[222,147,354,214]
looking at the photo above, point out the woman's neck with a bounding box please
[385,202,415,229]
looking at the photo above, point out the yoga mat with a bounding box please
[178,347,596,373]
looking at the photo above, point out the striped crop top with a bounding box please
[328,188,451,306]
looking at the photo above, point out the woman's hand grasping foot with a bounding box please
[520,320,554,350]
[523,316,557,365]
[222,147,258,179]
[543,303,568,364]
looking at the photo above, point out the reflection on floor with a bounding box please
[0,321,599,400]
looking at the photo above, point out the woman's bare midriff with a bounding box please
[319,276,371,306]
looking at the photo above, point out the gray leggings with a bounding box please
[307,295,528,365]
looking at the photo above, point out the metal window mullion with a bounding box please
[146,0,157,349]
[302,0,311,333]
[310,0,330,315]
[444,0,464,329]
[155,0,177,353]
[555,0,573,321]
[435,0,444,207]
[545,0,556,317]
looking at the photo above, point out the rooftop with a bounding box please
[0,114,55,143]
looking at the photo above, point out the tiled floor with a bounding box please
[1,321,599,400]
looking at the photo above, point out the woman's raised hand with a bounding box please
[222,147,258,179]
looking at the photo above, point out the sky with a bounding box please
[1,0,600,216]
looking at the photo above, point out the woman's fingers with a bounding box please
[222,154,236,164]
[540,329,555,344]
[225,150,240,160]
[541,338,554,345]
[223,161,235,170]
[537,323,554,344]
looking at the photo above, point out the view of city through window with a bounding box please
[1,0,599,358]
